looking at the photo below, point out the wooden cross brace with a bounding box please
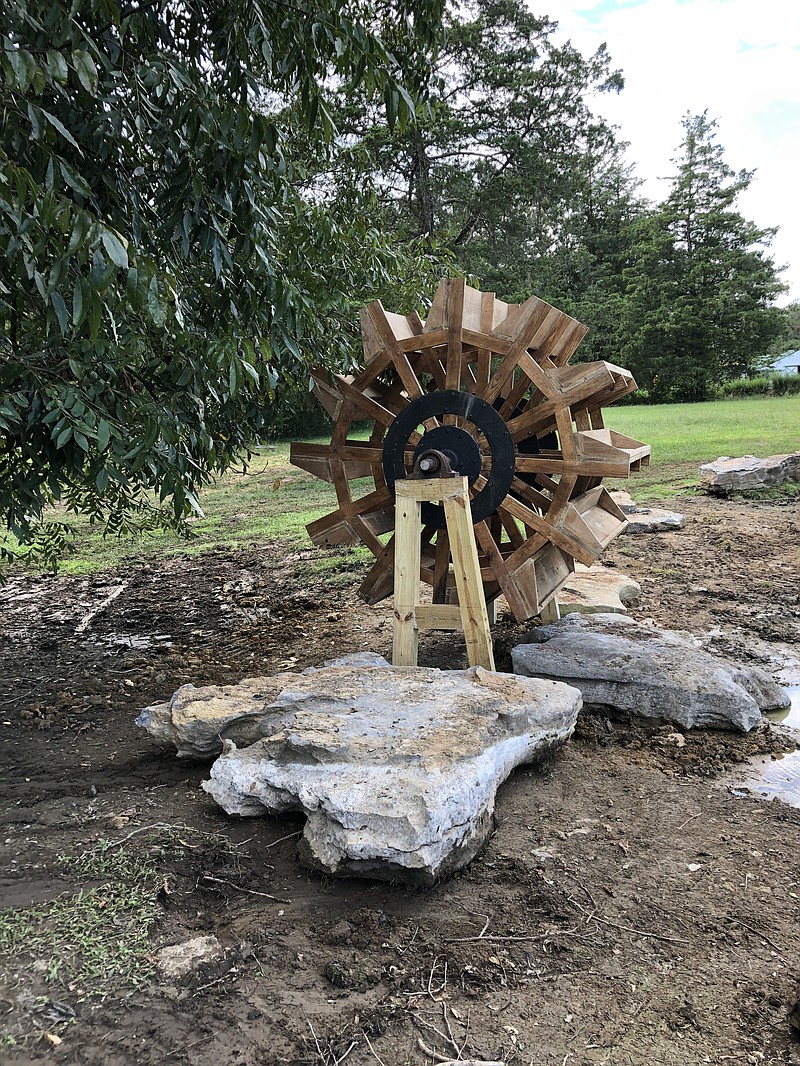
[392,476,495,671]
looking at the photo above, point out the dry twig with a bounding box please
[362,1029,386,1066]
[200,874,290,904]
[264,829,303,849]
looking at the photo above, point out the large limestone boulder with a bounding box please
[142,660,581,883]
[136,652,390,758]
[700,452,800,495]
[512,613,790,733]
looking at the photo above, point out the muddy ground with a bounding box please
[1,492,799,1066]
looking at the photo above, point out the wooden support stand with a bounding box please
[539,597,561,625]
[392,477,495,670]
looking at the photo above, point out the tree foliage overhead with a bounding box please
[0,0,445,557]
[316,16,787,390]
[314,0,625,293]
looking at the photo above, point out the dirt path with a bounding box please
[1,493,799,1066]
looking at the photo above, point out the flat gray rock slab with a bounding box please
[624,507,685,533]
[700,452,800,494]
[142,661,581,883]
[512,613,789,733]
[609,491,685,532]
[558,564,641,615]
[157,936,222,980]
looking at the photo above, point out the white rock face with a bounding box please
[186,663,582,884]
[558,564,641,615]
[136,653,393,758]
[512,613,789,733]
[700,452,800,495]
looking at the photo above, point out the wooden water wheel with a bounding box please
[290,278,650,622]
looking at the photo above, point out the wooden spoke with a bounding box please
[292,278,649,623]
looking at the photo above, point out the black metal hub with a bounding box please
[382,390,516,529]
[412,426,481,481]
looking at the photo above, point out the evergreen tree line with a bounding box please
[295,0,789,409]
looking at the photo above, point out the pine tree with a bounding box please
[623,113,784,402]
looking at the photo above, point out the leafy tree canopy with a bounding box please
[1,0,445,561]
[304,0,625,292]
[766,300,800,359]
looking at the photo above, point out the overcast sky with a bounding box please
[550,0,799,305]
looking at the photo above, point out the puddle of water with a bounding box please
[731,750,800,808]
[730,685,800,808]
[763,685,800,729]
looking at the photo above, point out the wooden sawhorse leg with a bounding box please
[392,476,495,670]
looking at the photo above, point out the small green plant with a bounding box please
[0,885,159,996]
[0,841,162,998]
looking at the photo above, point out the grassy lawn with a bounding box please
[606,394,800,464]
[4,394,799,576]
[604,393,800,497]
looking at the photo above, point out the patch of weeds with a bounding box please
[731,484,800,503]
[0,825,244,1005]
[0,884,159,997]
[311,547,373,586]
[0,842,161,999]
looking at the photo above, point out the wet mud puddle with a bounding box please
[730,685,800,808]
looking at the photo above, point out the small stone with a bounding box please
[558,564,640,615]
[156,935,223,980]
[623,507,685,533]
[609,490,637,515]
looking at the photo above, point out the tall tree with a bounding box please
[312,0,624,296]
[766,300,800,358]
[622,112,785,402]
[0,0,445,561]
[526,154,647,364]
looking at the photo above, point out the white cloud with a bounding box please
[550,0,800,302]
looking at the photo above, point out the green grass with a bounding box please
[0,843,161,1000]
[605,394,800,463]
[0,826,242,1011]
[3,394,798,574]
[603,393,800,498]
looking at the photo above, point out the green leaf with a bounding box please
[55,425,73,448]
[46,50,69,84]
[72,50,98,95]
[27,103,43,140]
[96,419,112,452]
[101,229,129,270]
[67,211,91,253]
[51,292,69,334]
[41,109,80,150]
[147,276,166,327]
[72,277,85,327]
